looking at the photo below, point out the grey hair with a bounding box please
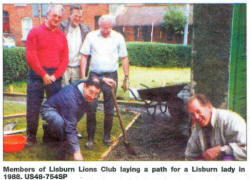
[47,4,65,15]
[98,14,116,26]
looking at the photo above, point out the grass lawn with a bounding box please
[4,80,27,94]
[4,66,191,100]
[3,102,136,161]
[3,102,26,116]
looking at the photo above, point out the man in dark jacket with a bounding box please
[40,76,115,160]
[59,4,91,86]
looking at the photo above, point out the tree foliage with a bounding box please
[163,6,186,35]
[3,47,28,86]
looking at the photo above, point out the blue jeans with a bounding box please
[40,106,74,157]
[26,69,62,142]
[40,106,65,141]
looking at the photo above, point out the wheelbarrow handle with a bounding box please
[140,83,150,89]
[128,88,140,101]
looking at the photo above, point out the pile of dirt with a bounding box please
[104,112,189,161]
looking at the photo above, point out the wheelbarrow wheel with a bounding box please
[167,98,186,120]
[159,102,168,113]
[145,101,157,117]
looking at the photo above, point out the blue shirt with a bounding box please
[42,80,88,152]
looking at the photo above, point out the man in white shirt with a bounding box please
[80,14,129,148]
[60,5,91,86]
[185,94,246,160]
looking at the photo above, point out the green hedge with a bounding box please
[3,42,191,85]
[127,42,192,67]
[3,47,28,85]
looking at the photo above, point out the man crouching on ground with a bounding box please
[40,76,116,160]
[185,94,246,161]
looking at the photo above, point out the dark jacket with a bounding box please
[41,79,88,152]
[59,19,91,43]
[59,19,91,76]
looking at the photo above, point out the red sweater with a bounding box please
[26,23,68,79]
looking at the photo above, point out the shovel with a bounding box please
[4,121,26,135]
[4,121,17,131]
[111,87,136,155]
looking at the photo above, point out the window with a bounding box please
[32,4,48,17]
[14,4,27,7]
[22,17,32,41]
[95,16,100,29]
[41,4,49,17]
[3,11,9,23]
[3,11,10,32]
[32,4,39,17]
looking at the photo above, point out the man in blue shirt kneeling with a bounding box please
[40,76,115,160]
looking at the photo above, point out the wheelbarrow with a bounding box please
[129,83,187,117]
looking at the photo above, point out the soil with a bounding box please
[103,108,189,161]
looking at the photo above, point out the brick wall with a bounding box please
[81,4,109,29]
[116,25,192,44]
[3,4,40,47]
[3,4,109,47]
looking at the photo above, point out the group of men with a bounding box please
[25,4,129,160]
[25,4,246,161]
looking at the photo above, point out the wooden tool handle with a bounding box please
[110,88,128,143]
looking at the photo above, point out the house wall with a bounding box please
[81,4,109,29]
[115,25,192,44]
[3,4,109,47]
[3,4,36,47]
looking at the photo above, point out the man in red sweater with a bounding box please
[25,4,68,146]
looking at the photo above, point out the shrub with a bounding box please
[3,43,191,86]
[3,47,28,85]
[127,42,191,67]
[163,6,186,35]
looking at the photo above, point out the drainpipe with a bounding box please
[38,4,42,24]
[151,22,154,42]
[183,4,190,45]
[137,26,140,39]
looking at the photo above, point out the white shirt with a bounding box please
[185,108,247,160]
[67,25,82,67]
[77,82,84,97]
[80,30,128,73]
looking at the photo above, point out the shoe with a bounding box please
[77,133,83,139]
[25,139,37,147]
[103,135,112,146]
[85,141,94,149]
[42,123,57,143]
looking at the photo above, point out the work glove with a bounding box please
[122,75,129,92]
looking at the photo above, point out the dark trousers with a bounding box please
[86,71,118,141]
[26,69,62,142]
